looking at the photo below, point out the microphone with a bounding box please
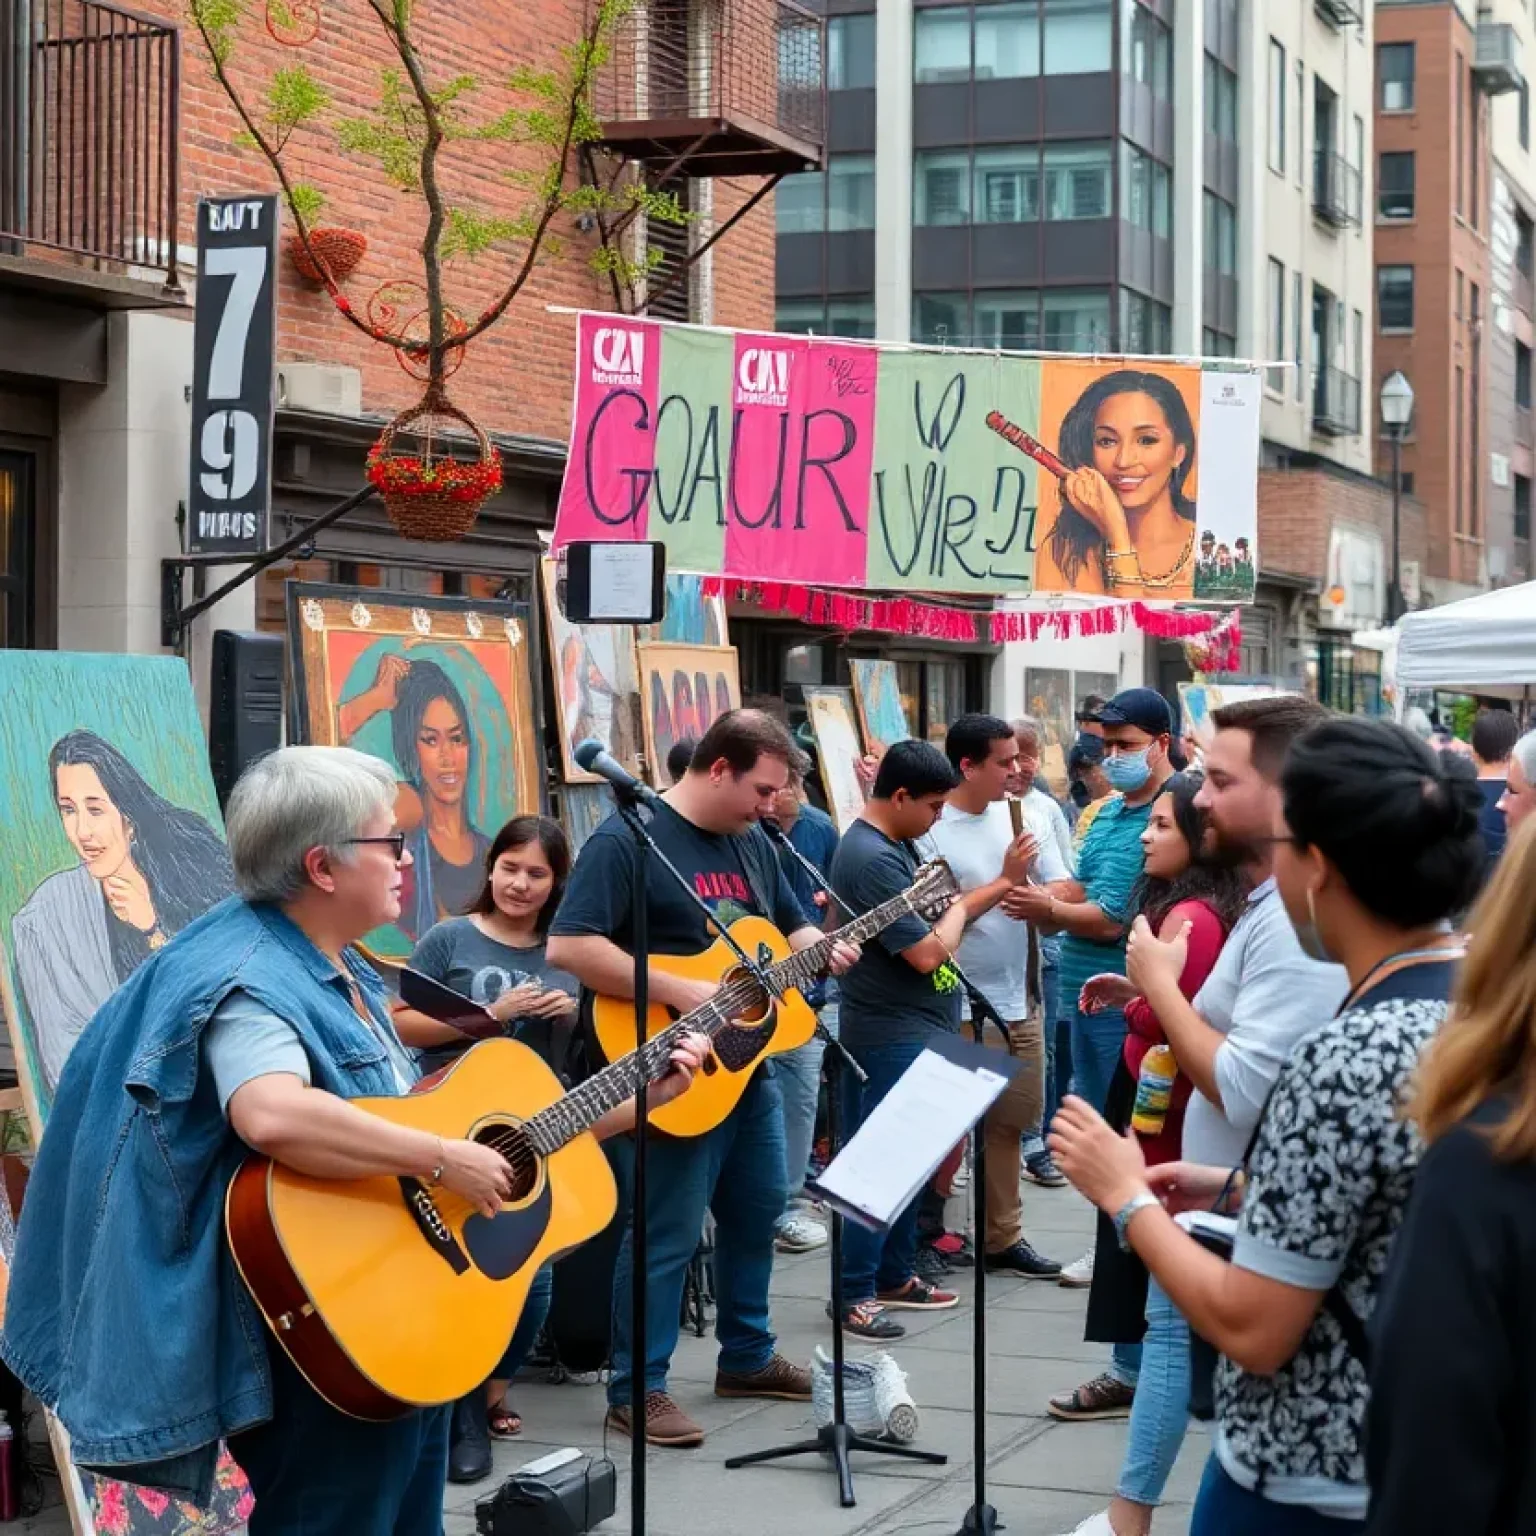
[573,739,659,806]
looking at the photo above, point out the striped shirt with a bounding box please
[1057,794,1154,1005]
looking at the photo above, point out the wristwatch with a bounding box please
[1112,1190,1160,1253]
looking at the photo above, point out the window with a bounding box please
[1517,341,1532,409]
[914,7,971,82]
[1353,307,1363,384]
[1202,328,1237,357]
[1397,472,1414,499]
[1455,364,1465,531]
[912,291,969,344]
[1468,63,1480,231]
[776,170,824,234]
[1295,60,1305,182]
[1043,0,1111,76]
[914,150,972,225]
[1379,42,1414,112]
[1293,270,1304,400]
[1521,81,1530,152]
[1456,269,1464,319]
[974,289,1043,350]
[1354,113,1365,182]
[1378,151,1415,219]
[1455,61,1464,217]
[1040,288,1111,351]
[827,14,876,90]
[1518,207,1535,283]
[1268,39,1286,171]
[1203,191,1236,275]
[975,2,1041,81]
[1516,473,1532,542]
[972,142,1113,223]
[1205,55,1238,142]
[1378,264,1414,330]
[1123,144,1172,236]
[1121,289,1171,354]
[827,155,875,230]
[827,296,876,339]
[1267,258,1286,393]
[775,299,824,334]
[1128,4,1172,99]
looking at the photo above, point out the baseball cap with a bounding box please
[1090,687,1173,736]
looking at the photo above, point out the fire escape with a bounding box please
[588,0,825,319]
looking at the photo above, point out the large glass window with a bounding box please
[1267,258,1285,393]
[776,170,825,235]
[1127,3,1171,99]
[974,289,1043,350]
[827,296,876,338]
[1205,54,1238,142]
[1202,328,1237,358]
[828,155,876,230]
[973,145,1036,223]
[1120,288,1171,354]
[827,14,876,90]
[1378,264,1415,331]
[1268,39,1286,171]
[1378,151,1415,219]
[1123,144,1172,237]
[1041,288,1111,351]
[776,299,826,334]
[1293,269,1304,400]
[1378,42,1415,112]
[913,291,969,344]
[1043,0,1111,75]
[914,150,973,225]
[975,2,1040,80]
[914,7,971,82]
[1203,191,1237,275]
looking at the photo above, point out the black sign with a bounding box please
[186,194,278,555]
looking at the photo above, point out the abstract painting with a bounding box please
[803,687,867,834]
[287,583,541,960]
[636,643,742,787]
[849,659,913,758]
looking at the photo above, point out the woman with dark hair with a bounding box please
[393,813,579,1482]
[339,650,495,936]
[1042,370,1198,599]
[11,730,232,1096]
[1051,719,1484,1535]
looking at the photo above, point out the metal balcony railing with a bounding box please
[1313,148,1362,229]
[0,0,181,288]
[1313,366,1363,437]
[1473,21,1523,96]
[593,0,825,176]
[1313,0,1363,29]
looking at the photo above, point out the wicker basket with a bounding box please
[286,227,368,286]
[366,394,502,542]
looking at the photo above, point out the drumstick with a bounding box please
[985,410,1069,482]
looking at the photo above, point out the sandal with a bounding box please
[488,1406,523,1439]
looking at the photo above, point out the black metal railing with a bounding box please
[1313,365,1362,437]
[1313,148,1362,228]
[1314,0,1363,29]
[0,0,181,287]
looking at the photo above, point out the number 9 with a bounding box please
[200,409,260,500]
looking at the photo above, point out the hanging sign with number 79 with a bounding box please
[186,194,279,556]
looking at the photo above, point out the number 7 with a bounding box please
[204,245,267,400]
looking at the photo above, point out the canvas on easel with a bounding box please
[635,643,742,787]
[803,687,867,834]
[849,659,913,759]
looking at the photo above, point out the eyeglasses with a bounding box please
[345,833,408,861]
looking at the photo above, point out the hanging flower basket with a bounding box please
[366,393,502,542]
[286,227,368,286]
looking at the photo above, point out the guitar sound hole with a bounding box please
[474,1122,540,1202]
[723,967,771,1028]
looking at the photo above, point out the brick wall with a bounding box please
[176,0,775,446]
[1259,464,1427,591]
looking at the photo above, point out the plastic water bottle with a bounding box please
[1130,1044,1178,1136]
[0,1408,18,1521]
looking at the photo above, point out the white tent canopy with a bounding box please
[1395,580,1536,702]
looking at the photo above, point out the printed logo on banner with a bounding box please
[735,347,792,409]
[592,327,646,386]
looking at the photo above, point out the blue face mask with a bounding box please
[1103,746,1153,792]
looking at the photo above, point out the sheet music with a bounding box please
[810,1048,1010,1229]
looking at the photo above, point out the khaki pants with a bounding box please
[963,1017,1045,1254]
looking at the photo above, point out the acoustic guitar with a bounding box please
[589,857,960,1138]
[225,858,958,1419]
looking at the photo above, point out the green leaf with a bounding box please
[266,65,328,139]
[190,0,243,66]
[439,206,527,261]
[288,182,326,225]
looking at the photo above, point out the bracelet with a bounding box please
[428,1135,446,1187]
[1047,896,1058,923]
[1105,547,1141,564]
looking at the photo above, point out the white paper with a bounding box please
[813,1049,1009,1228]
[1176,1211,1238,1242]
[587,543,655,621]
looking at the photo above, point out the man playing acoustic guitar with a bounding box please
[548,710,860,1449]
[3,747,708,1535]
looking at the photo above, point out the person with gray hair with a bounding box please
[1,744,707,1535]
[1500,727,1536,837]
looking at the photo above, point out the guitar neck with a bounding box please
[772,886,923,992]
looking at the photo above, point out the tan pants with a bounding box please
[963,1017,1045,1254]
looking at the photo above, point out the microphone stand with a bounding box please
[725,823,948,1506]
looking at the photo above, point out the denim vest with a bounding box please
[1,898,405,1499]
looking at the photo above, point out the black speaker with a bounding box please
[209,630,284,807]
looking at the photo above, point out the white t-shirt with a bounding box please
[920,798,1071,1020]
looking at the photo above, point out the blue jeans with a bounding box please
[233,1340,449,1536]
[1069,1003,1126,1117]
[494,1263,553,1381]
[1118,1277,1191,1504]
[1023,938,1062,1153]
[607,1070,786,1405]
[1191,1457,1366,1535]
[774,1030,827,1221]
[838,1037,928,1304]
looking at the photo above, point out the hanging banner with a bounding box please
[555,314,1260,602]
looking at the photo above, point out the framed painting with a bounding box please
[0,652,250,1536]
[635,643,742,787]
[803,687,867,834]
[638,575,729,647]
[849,659,913,759]
[1025,667,1074,795]
[539,558,643,783]
[1074,671,1119,717]
[287,583,542,961]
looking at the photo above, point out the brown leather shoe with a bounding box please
[605,1392,705,1447]
[714,1352,813,1401]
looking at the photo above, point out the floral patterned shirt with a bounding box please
[1214,959,1458,1518]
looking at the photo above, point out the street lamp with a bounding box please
[1380,370,1415,623]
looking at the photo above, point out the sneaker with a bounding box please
[831,1299,906,1340]
[1046,1372,1136,1422]
[1058,1249,1095,1288]
[877,1276,960,1311]
[774,1212,828,1254]
[714,1352,812,1401]
[984,1240,1063,1280]
[1023,1149,1069,1188]
[605,1391,705,1448]
[913,1243,956,1282]
[1058,1512,1116,1536]
[929,1229,975,1262]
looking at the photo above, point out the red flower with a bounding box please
[93,1480,131,1536]
[134,1486,171,1517]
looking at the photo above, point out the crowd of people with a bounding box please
[4,690,1536,1536]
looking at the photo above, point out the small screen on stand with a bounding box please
[559,541,666,624]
